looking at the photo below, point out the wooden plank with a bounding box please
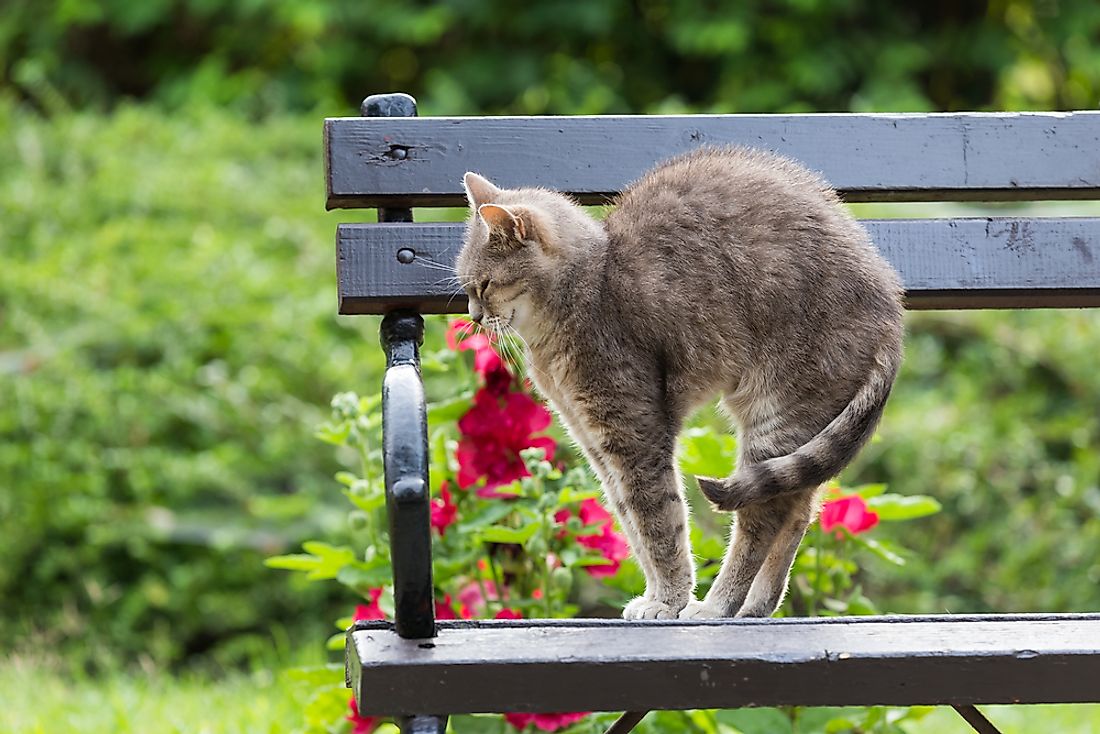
[335,217,1100,314]
[347,614,1100,716]
[325,112,1100,208]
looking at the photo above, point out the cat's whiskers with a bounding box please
[445,279,473,310]
[504,325,552,386]
[411,256,458,273]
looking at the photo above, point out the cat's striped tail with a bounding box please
[696,346,900,512]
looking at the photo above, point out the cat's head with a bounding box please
[456,172,601,337]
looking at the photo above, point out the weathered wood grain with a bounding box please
[325,112,1100,208]
[346,614,1100,716]
[335,218,1100,314]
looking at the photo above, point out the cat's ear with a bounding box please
[478,203,526,240]
[463,172,501,209]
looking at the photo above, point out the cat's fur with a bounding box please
[456,147,903,620]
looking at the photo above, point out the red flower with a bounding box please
[556,499,629,578]
[347,698,379,734]
[354,588,385,621]
[456,389,557,497]
[448,318,511,395]
[504,712,589,732]
[435,593,471,620]
[430,481,458,535]
[495,608,523,619]
[820,494,880,538]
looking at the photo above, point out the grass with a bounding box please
[910,704,1100,733]
[2,654,1098,734]
[0,657,310,734]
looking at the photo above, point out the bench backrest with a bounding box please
[326,97,1100,314]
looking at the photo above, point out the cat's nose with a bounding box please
[469,301,484,324]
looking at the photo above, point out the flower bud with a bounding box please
[551,567,573,593]
[348,511,369,530]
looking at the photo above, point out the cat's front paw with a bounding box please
[677,599,728,620]
[622,596,684,620]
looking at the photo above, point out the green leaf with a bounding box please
[337,559,392,590]
[343,488,386,513]
[478,523,540,545]
[335,471,359,487]
[867,494,942,521]
[715,708,794,734]
[264,553,320,572]
[455,502,515,532]
[679,427,737,479]
[558,487,601,504]
[315,422,351,446]
[572,555,614,568]
[851,482,888,499]
[427,392,475,422]
[851,534,907,566]
[296,542,357,579]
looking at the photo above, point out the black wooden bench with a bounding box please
[328,93,1100,734]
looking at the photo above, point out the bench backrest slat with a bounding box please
[326,112,1100,208]
[336,217,1100,314]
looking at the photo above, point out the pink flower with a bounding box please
[354,588,385,621]
[495,608,523,619]
[448,318,511,395]
[820,494,880,538]
[430,481,458,535]
[456,389,556,497]
[458,580,501,617]
[558,499,629,578]
[347,698,379,734]
[504,712,589,732]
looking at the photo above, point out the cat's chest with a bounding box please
[527,347,589,414]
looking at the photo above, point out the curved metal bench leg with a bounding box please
[952,705,1004,734]
[604,711,648,734]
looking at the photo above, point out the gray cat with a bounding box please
[456,147,903,620]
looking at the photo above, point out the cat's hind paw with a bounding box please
[677,599,727,620]
[622,597,681,620]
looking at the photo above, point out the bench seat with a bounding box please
[348,614,1100,716]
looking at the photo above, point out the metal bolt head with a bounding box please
[396,248,415,264]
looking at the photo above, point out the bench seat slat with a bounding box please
[325,112,1100,208]
[336,217,1100,314]
[347,614,1100,716]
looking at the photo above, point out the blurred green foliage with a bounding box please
[2,0,1100,675]
[0,97,381,666]
[861,311,1100,613]
[3,0,1100,115]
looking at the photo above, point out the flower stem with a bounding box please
[485,548,505,614]
[811,526,823,617]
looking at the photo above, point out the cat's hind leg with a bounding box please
[678,498,788,619]
[682,412,812,619]
[736,485,823,617]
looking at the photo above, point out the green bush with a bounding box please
[0,96,383,667]
[858,310,1100,613]
[3,0,1100,115]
